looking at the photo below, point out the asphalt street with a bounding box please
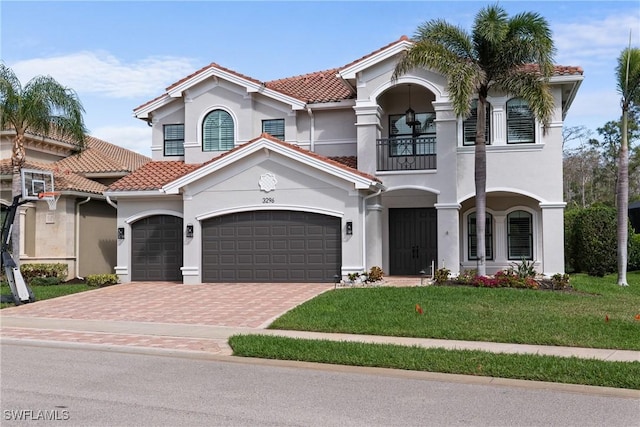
[1,341,638,426]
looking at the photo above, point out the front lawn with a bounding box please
[0,282,93,309]
[230,273,640,389]
[229,335,640,390]
[268,272,640,350]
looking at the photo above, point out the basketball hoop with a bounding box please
[38,191,61,211]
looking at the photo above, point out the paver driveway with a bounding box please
[0,282,333,354]
[1,282,333,328]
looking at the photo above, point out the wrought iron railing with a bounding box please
[376,136,437,171]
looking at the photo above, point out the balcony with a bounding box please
[376,136,437,171]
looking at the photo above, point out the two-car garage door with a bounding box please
[202,211,341,283]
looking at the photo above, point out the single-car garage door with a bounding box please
[131,215,183,281]
[202,211,341,283]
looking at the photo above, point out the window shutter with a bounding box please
[508,211,533,259]
[163,124,184,156]
[463,100,490,146]
[203,110,234,151]
[468,213,493,260]
[507,99,535,144]
[262,119,285,140]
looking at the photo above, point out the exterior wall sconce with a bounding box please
[117,227,125,240]
[346,221,353,235]
[186,224,194,238]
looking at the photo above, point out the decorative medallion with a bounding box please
[259,173,277,192]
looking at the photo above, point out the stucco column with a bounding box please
[539,202,567,276]
[354,101,382,175]
[365,200,383,271]
[181,190,200,285]
[434,203,461,276]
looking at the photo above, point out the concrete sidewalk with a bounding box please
[2,315,639,363]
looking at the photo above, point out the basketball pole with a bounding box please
[1,194,36,305]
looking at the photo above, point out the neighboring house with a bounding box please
[105,37,583,284]
[0,130,150,279]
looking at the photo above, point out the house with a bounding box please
[105,37,583,284]
[0,130,150,279]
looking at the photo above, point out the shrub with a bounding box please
[86,274,119,287]
[20,263,68,283]
[564,209,581,273]
[550,273,570,290]
[28,276,61,286]
[629,234,640,271]
[366,266,384,282]
[508,257,537,279]
[433,268,450,285]
[455,269,477,285]
[570,206,617,276]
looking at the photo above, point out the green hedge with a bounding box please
[86,274,119,287]
[629,234,640,271]
[564,207,638,276]
[20,263,68,284]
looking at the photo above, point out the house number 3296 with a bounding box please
[262,197,275,204]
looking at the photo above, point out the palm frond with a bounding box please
[0,63,23,129]
[616,47,640,107]
[415,19,475,60]
[496,71,554,127]
[22,75,87,147]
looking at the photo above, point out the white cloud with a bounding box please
[553,13,640,67]
[9,52,199,98]
[91,125,152,157]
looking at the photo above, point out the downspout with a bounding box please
[106,195,117,209]
[307,107,315,152]
[75,197,91,279]
[362,187,383,270]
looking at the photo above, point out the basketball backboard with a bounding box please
[20,168,55,201]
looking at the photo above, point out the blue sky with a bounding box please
[2,0,639,156]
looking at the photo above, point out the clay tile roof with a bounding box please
[0,159,107,195]
[328,156,358,170]
[519,64,584,76]
[107,135,376,193]
[265,68,354,103]
[54,135,150,174]
[106,161,201,192]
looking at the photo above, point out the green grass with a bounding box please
[268,272,640,350]
[1,282,93,308]
[229,335,640,390]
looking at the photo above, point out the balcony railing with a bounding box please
[376,136,437,171]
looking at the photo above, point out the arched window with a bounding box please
[506,98,535,144]
[507,210,533,260]
[463,99,491,146]
[468,212,493,260]
[203,110,234,151]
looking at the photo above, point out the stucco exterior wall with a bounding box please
[78,200,117,277]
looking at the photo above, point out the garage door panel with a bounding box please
[131,215,183,281]
[202,211,340,283]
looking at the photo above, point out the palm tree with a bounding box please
[0,64,87,261]
[393,5,555,276]
[615,46,640,286]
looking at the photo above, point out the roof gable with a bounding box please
[162,134,381,195]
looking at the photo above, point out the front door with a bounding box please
[389,208,437,275]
